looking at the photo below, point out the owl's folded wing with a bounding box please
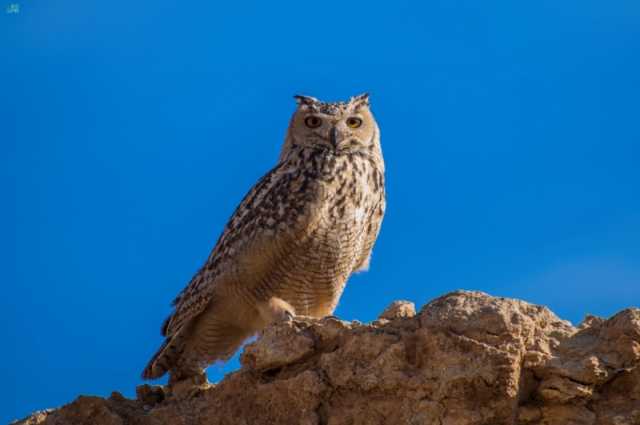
[161,164,325,338]
[353,192,386,273]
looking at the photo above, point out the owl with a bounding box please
[142,93,386,387]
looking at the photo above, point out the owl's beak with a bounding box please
[329,126,339,148]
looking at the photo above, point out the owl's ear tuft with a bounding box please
[349,93,370,109]
[294,95,320,107]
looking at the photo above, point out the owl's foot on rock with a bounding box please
[168,372,212,400]
[257,297,296,324]
[281,309,294,322]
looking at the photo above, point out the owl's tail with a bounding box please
[141,332,185,380]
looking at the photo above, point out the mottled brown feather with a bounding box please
[143,94,385,384]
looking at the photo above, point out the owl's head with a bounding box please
[280,93,381,163]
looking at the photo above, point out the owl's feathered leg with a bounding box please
[142,301,257,397]
[177,305,253,372]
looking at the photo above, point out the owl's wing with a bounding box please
[353,192,386,273]
[161,164,325,338]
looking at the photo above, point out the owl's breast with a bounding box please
[265,150,384,316]
[307,156,381,266]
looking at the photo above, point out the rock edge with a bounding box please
[14,291,640,425]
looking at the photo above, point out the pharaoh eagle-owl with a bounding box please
[142,93,386,387]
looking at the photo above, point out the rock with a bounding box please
[12,410,53,425]
[14,396,125,425]
[378,300,416,320]
[240,320,316,371]
[135,384,166,406]
[537,376,593,402]
[14,291,640,425]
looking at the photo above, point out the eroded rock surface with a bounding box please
[14,291,640,425]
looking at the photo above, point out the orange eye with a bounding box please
[304,116,322,128]
[346,117,363,128]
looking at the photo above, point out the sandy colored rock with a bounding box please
[240,319,317,371]
[14,410,53,425]
[14,291,640,425]
[378,300,416,320]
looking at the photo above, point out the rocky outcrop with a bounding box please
[14,291,640,425]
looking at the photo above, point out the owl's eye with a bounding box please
[304,116,322,128]
[346,117,363,128]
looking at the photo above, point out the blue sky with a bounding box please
[3,0,639,422]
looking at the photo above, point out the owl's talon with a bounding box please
[283,310,295,322]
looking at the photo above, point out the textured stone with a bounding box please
[14,291,640,425]
[378,300,416,320]
[240,320,316,371]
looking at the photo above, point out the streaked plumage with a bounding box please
[142,93,385,386]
